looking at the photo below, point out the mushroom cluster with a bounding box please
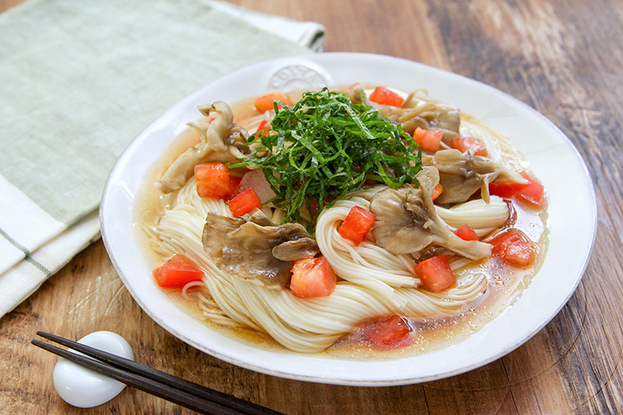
[202,212,319,289]
[370,167,492,260]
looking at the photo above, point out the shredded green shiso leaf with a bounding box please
[232,88,422,225]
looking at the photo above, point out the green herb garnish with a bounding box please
[232,88,422,225]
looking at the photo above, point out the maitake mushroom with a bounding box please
[202,212,319,289]
[424,149,526,205]
[156,102,250,194]
[369,167,492,260]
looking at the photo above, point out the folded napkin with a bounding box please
[0,0,325,317]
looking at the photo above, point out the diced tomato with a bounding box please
[153,254,204,289]
[228,188,262,217]
[488,230,514,247]
[488,180,525,199]
[488,229,536,267]
[362,315,413,350]
[339,206,376,246]
[431,182,444,201]
[255,92,289,113]
[290,256,336,298]
[413,127,443,152]
[368,86,405,107]
[455,224,479,241]
[451,137,488,156]
[195,163,238,199]
[516,172,545,208]
[414,255,456,293]
[489,172,545,208]
[256,120,271,136]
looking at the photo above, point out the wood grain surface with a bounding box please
[2,0,622,414]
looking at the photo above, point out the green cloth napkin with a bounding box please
[0,0,324,317]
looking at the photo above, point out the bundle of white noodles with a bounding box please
[149,171,509,352]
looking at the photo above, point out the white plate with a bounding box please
[100,53,596,386]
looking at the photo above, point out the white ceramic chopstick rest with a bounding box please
[52,331,134,408]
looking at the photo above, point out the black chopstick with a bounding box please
[32,331,284,415]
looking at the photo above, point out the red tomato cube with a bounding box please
[290,256,336,298]
[516,172,545,208]
[339,206,376,246]
[489,172,544,209]
[454,224,479,241]
[414,255,456,292]
[255,93,289,113]
[195,163,237,199]
[451,137,488,156]
[227,188,262,217]
[413,127,443,152]
[369,86,405,107]
[152,254,204,289]
[362,315,413,350]
[488,229,536,267]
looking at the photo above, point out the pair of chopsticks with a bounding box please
[32,331,284,415]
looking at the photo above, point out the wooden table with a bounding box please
[2,0,622,413]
